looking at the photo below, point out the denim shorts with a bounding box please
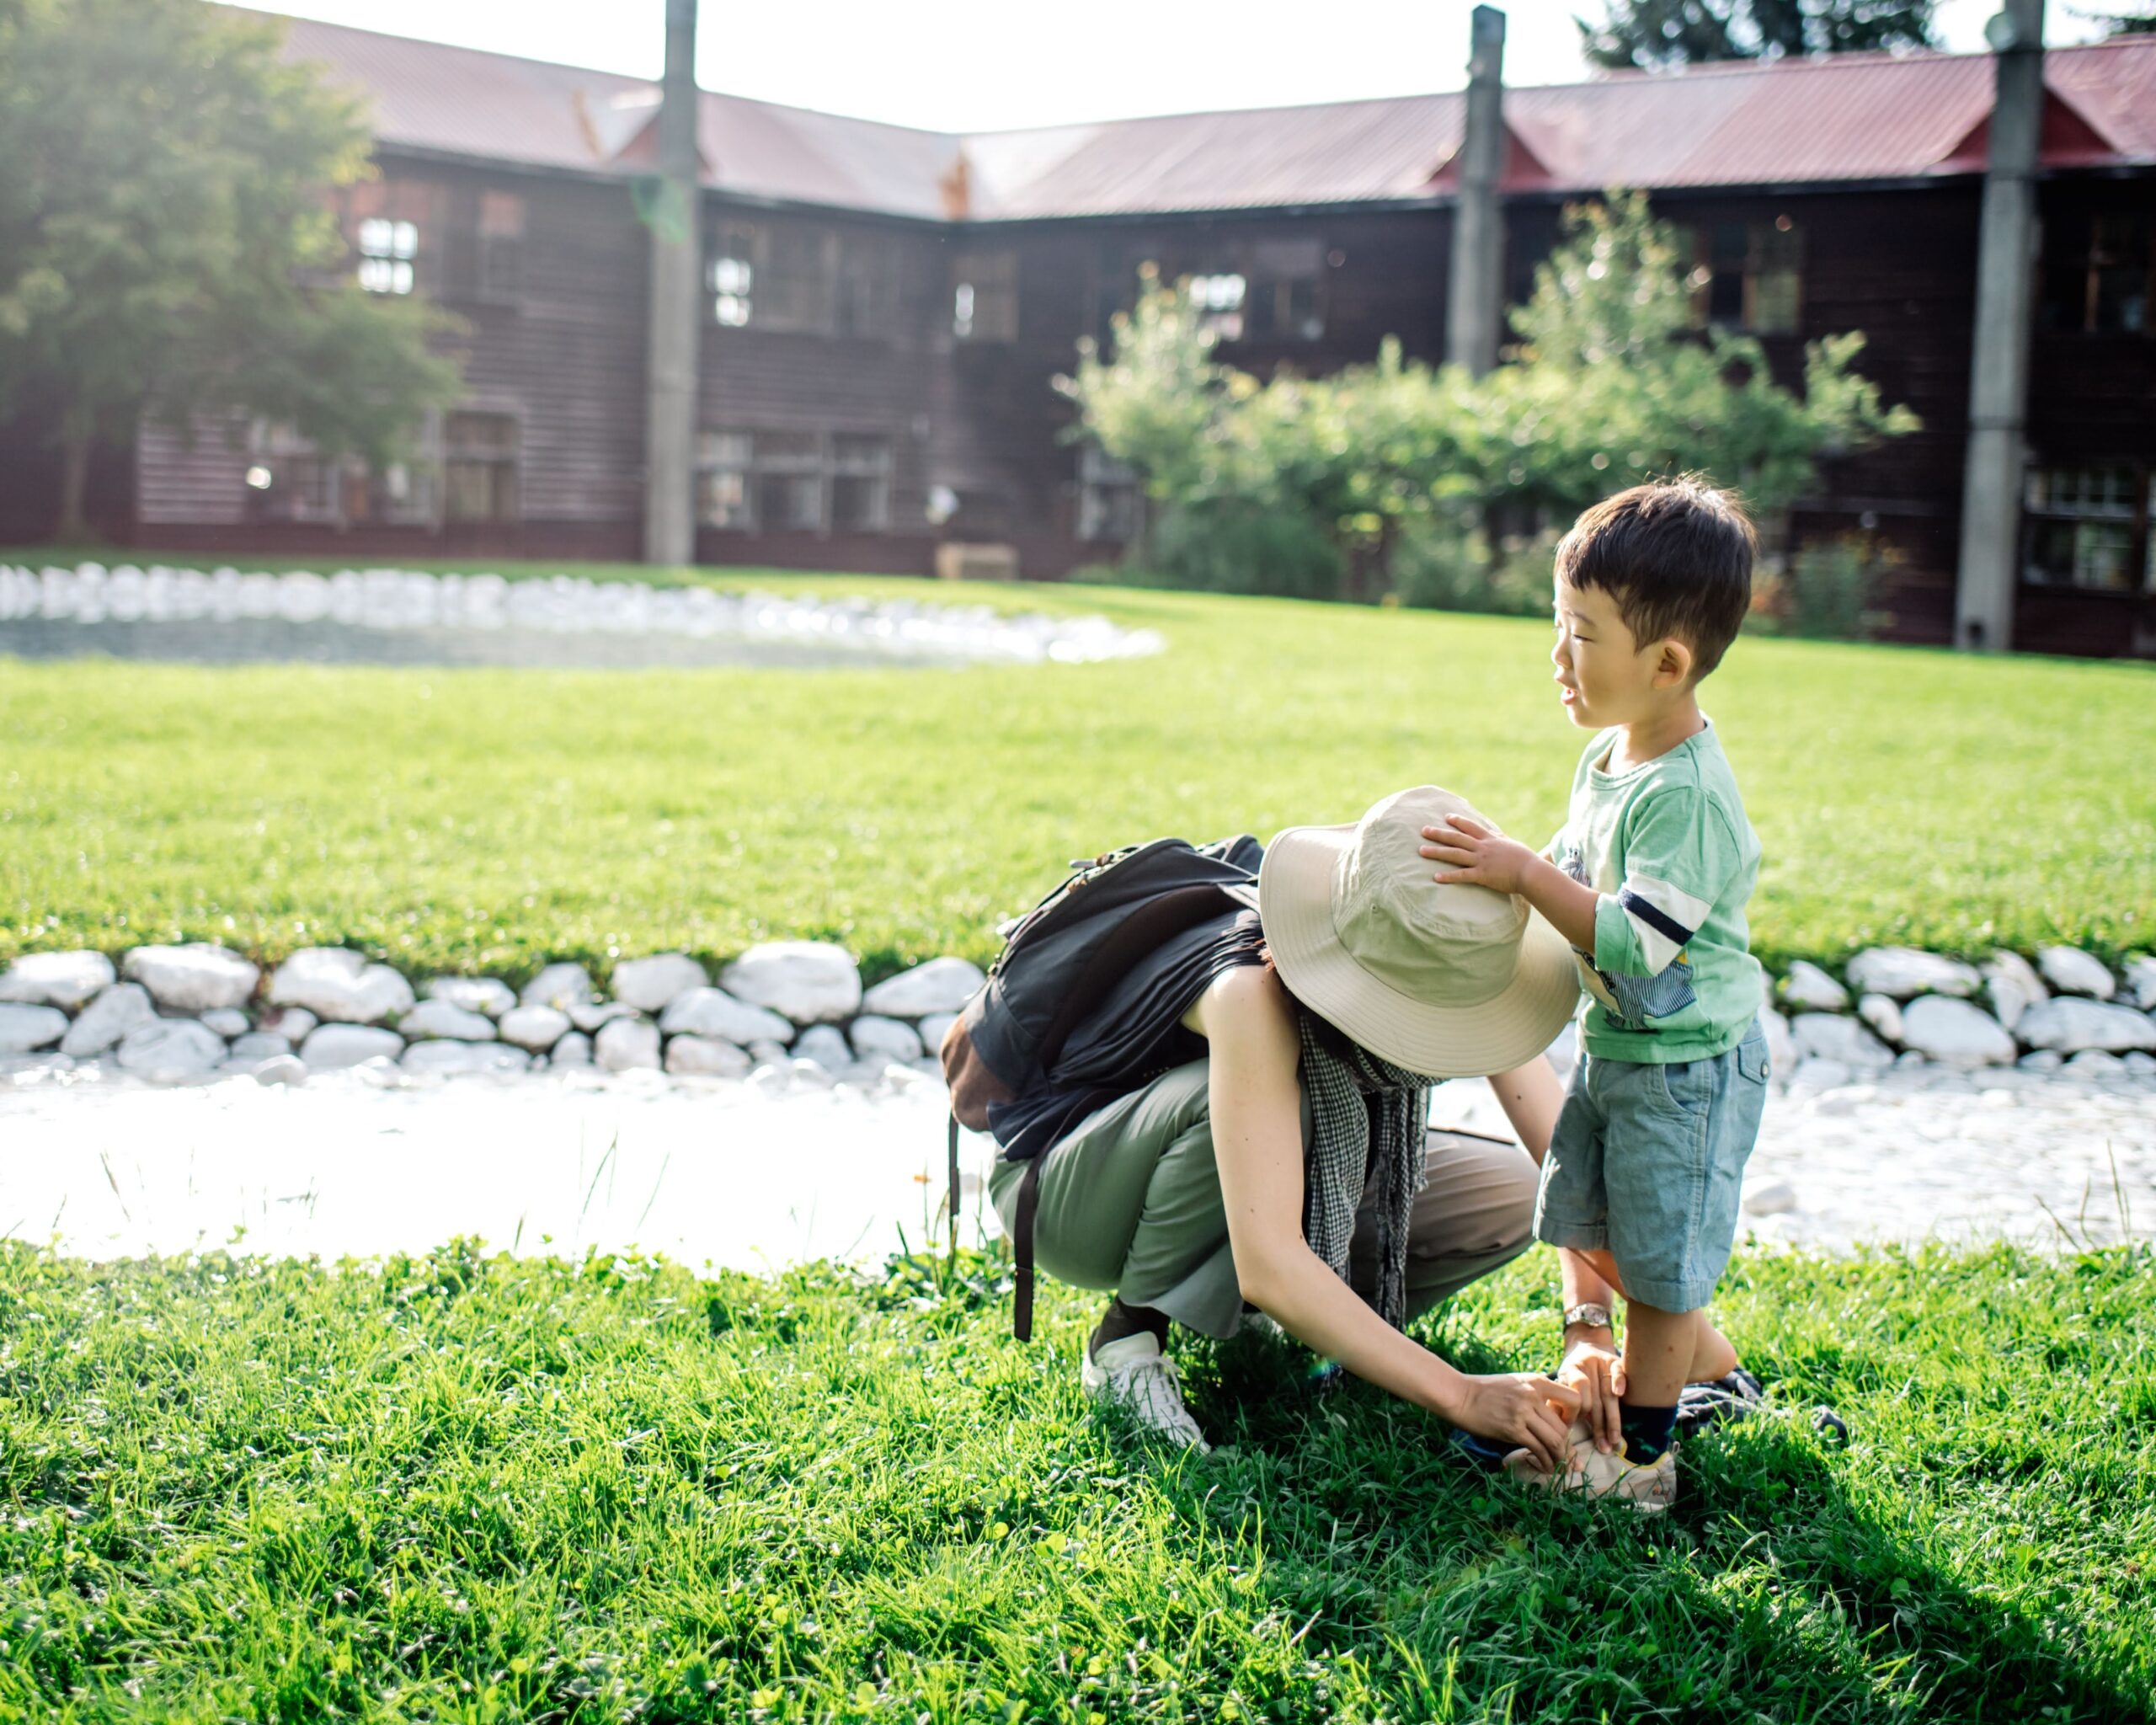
[1534,1024,1771,1312]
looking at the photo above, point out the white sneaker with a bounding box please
[1082,1332,1210,1453]
[1503,1418,1678,1515]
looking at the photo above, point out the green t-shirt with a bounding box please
[1549,722,1763,1063]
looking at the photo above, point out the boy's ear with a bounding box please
[1653,636,1694,688]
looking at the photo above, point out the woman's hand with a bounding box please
[1451,1370,1581,1474]
[1557,1327,1623,1454]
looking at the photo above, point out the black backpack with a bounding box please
[939,836,1260,1338]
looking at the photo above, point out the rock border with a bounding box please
[3,938,2153,1093]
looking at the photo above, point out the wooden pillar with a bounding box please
[1446,5,1507,377]
[642,0,701,569]
[1954,0,2045,652]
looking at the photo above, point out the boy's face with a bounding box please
[1550,576,1689,730]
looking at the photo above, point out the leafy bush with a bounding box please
[1133,500,1343,599]
[1059,191,1918,603]
[1748,534,1897,640]
[1390,518,1552,617]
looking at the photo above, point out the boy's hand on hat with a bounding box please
[1420,816,1535,895]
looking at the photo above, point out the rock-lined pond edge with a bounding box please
[0,562,1167,670]
[4,937,2153,1097]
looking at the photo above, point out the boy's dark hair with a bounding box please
[1555,478,1756,678]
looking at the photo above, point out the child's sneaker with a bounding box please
[1502,1419,1678,1515]
[1082,1332,1210,1452]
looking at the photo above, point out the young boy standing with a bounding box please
[1421,478,1769,1512]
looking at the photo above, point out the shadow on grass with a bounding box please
[1164,1319,2151,1724]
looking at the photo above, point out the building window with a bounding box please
[830,435,892,531]
[760,227,830,332]
[753,431,825,530]
[478,191,526,302]
[696,431,754,527]
[953,250,1018,341]
[1186,272,1246,340]
[357,217,418,296]
[697,430,894,533]
[248,426,343,522]
[835,234,897,339]
[1245,238,1326,341]
[2041,212,2152,335]
[443,411,520,523]
[1687,217,1801,334]
[2023,467,2151,592]
[711,226,754,326]
[1077,446,1141,542]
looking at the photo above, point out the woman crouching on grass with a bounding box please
[988,784,1646,1476]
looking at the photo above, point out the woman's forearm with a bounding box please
[1238,1238,1464,1418]
[1486,1055,1566,1166]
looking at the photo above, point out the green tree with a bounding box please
[1577,0,1938,69]
[0,0,462,541]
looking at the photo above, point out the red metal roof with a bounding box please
[259,12,2156,222]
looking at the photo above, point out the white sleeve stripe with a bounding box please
[1620,896,1689,974]
[1623,872,1713,935]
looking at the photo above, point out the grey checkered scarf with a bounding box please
[1297,1010,1433,1330]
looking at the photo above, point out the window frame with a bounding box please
[953,248,1019,343]
[1683,216,1804,336]
[2020,463,2154,595]
[440,409,523,526]
[696,430,897,536]
[1076,445,1142,544]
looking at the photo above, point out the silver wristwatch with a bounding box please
[1563,1301,1614,1331]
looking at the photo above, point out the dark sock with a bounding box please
[1619,1401,1678,1463]
[1091,1297,1169,1357]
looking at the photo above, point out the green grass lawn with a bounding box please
[2,1237,2149,1722]
[3,552,2153,983]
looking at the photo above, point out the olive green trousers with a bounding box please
[989,1059,1540,1339]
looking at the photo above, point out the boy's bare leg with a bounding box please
[1576,1247,1738,1386]
[1615,1300,1701,1412]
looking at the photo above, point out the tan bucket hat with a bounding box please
[1257,785,1582,1078]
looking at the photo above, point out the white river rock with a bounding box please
[658,986,792,1047]
[568,1000,641,1033]
[520,963,595,1010]
[200,1007,251,1039]
[860,957,987,1018]
[498,1005,573,1052]
[59,983,157,1056]
[268,948,414,1025]
[2124,954,2156,1012]
[401,1040,531,1076]
[1844,947,1981,1001]
[301,1023,406,1071]
[123,943,259,1012]
[719,941,862,1024]
[610,953,708,1013]
[398,1000,499,1042]
[595,1017,661,1071]
[0,950,115,1011]
[2036,945,2115,1000]
[848,1015,925,1063]
[424,976,516,1018]
[1790,1012,1892,1069]
[2017,997,2156,1056]
[792,1025,853,1071]
[918,1013,958,1056]
[0,1002,70,1055]
[1983,951,2047,1033]
[1757,1008,1794,1076]
[664,1035,752,1077]
[1778,960,1849,1013]
[258,1005,318,1044]
[1898,995,2018,1068]
[228,1032,292,1061]
[1856,993,1904,1046]
[547,1031,593,1067]
[115,1018,226,1080]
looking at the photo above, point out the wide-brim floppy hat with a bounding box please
[1258,784,1582,1079]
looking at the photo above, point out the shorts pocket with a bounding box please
[1656,1058,1713,1118]
[1737,1035,1771,1087]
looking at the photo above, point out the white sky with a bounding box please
[221,1,2116,132]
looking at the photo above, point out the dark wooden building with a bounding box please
[15,11,2156,654]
